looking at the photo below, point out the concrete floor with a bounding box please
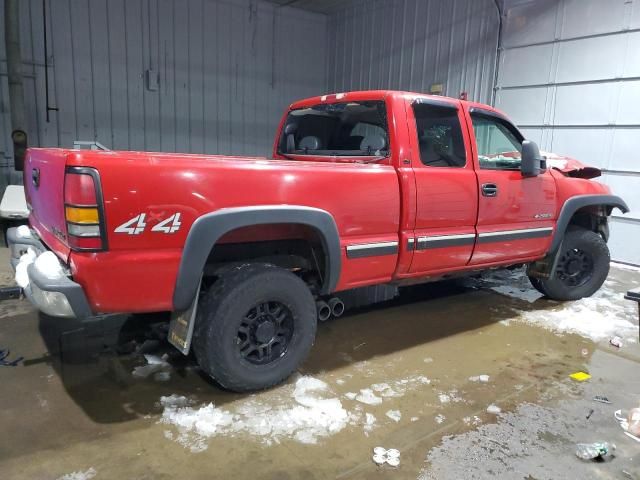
[0,247,639,480]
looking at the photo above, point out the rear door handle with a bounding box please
[481,183,498,197]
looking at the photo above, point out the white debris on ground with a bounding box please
[160,372,435,449]
[386,410,402,422]
[132,354,171,381]
[435,414,446,424]
[355,388,383,405]
[469,267,639,343]
[160,376,356,450]
[463,416,482,426]
[371,375,431,398]
[487,404,501,414]
[56,468,97,480]
[351,375,431,405]
[438,390,463,404]
[364,413,377,435]
[469,375,490,383]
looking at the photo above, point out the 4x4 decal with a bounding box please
[114,213,182,235]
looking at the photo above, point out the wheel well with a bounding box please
[203,224,327,293]
[567,206,610,242]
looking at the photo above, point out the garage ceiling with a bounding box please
[265,0,351,14]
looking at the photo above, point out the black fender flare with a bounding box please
[172,205,341,311]
[549,194,629,253]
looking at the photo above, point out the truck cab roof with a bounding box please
[289,90,510,120]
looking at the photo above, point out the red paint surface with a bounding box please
[24,91,614,314]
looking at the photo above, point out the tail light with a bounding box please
[64,167,108,251]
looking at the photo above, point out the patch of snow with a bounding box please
[423,357,434,363]
[435,414,446,424]
[469,374,490,383]
[411,416,419,422]
[487,404,501,414]
[364,412,377,435]
[160,394,193,408]
[368,375,431,399]
[56,468,97,480]
[15,247,36,288]
[344,392,357,400]
[386,410,402,422]
[517,284,638,342]
[470,269,639,343]
[355,388,383,405]
[33,251,65,279]
[438,390,463,404]
[463,416,482,426]
[160,376,356,449]
[16,225,31,238]
[335,378,346,385]
[611,261,640,272]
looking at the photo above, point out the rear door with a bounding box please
[406,97,478,273]
[465,107,556,265]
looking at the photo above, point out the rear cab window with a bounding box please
[278,101,390,159]
[412,102,466,168]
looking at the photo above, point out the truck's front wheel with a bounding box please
[192,263,317,392]
[528,227,610,301]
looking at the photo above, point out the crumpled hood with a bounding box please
[541,151,602,179]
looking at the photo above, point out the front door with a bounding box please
[465,107,557,266]
[406,98,478,274]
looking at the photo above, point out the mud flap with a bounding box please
[168,280,200,355]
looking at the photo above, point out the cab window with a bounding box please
[471,114,523,170]
[413,103,466,167]
[278,101,389,157]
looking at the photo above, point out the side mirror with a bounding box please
[521,140,546,177]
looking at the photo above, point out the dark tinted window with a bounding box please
[279,101,389,156]
[413,103,466,168]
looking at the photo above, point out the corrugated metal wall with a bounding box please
[326,0,500,104]
[496,0,640,265]
[0,0,327,190]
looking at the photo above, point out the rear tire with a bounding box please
[528,227,610,301]
[192,263,317,392]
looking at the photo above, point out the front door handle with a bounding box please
[481,183,498,197]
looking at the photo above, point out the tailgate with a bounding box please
[24,148,71,260]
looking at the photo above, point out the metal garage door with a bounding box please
[495,0,640,265]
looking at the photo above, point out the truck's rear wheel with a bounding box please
[528,227,610,301]
[192,263,317,392]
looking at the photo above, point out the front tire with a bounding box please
[192,263,317,392]
[528,227,610,301]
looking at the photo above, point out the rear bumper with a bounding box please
[7,227,93,318]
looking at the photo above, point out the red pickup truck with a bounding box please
[9,90,628,391]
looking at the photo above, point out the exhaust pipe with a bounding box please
[316,300,331,322]
[328,297,345,318]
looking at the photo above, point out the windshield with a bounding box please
[278,101,389,157]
